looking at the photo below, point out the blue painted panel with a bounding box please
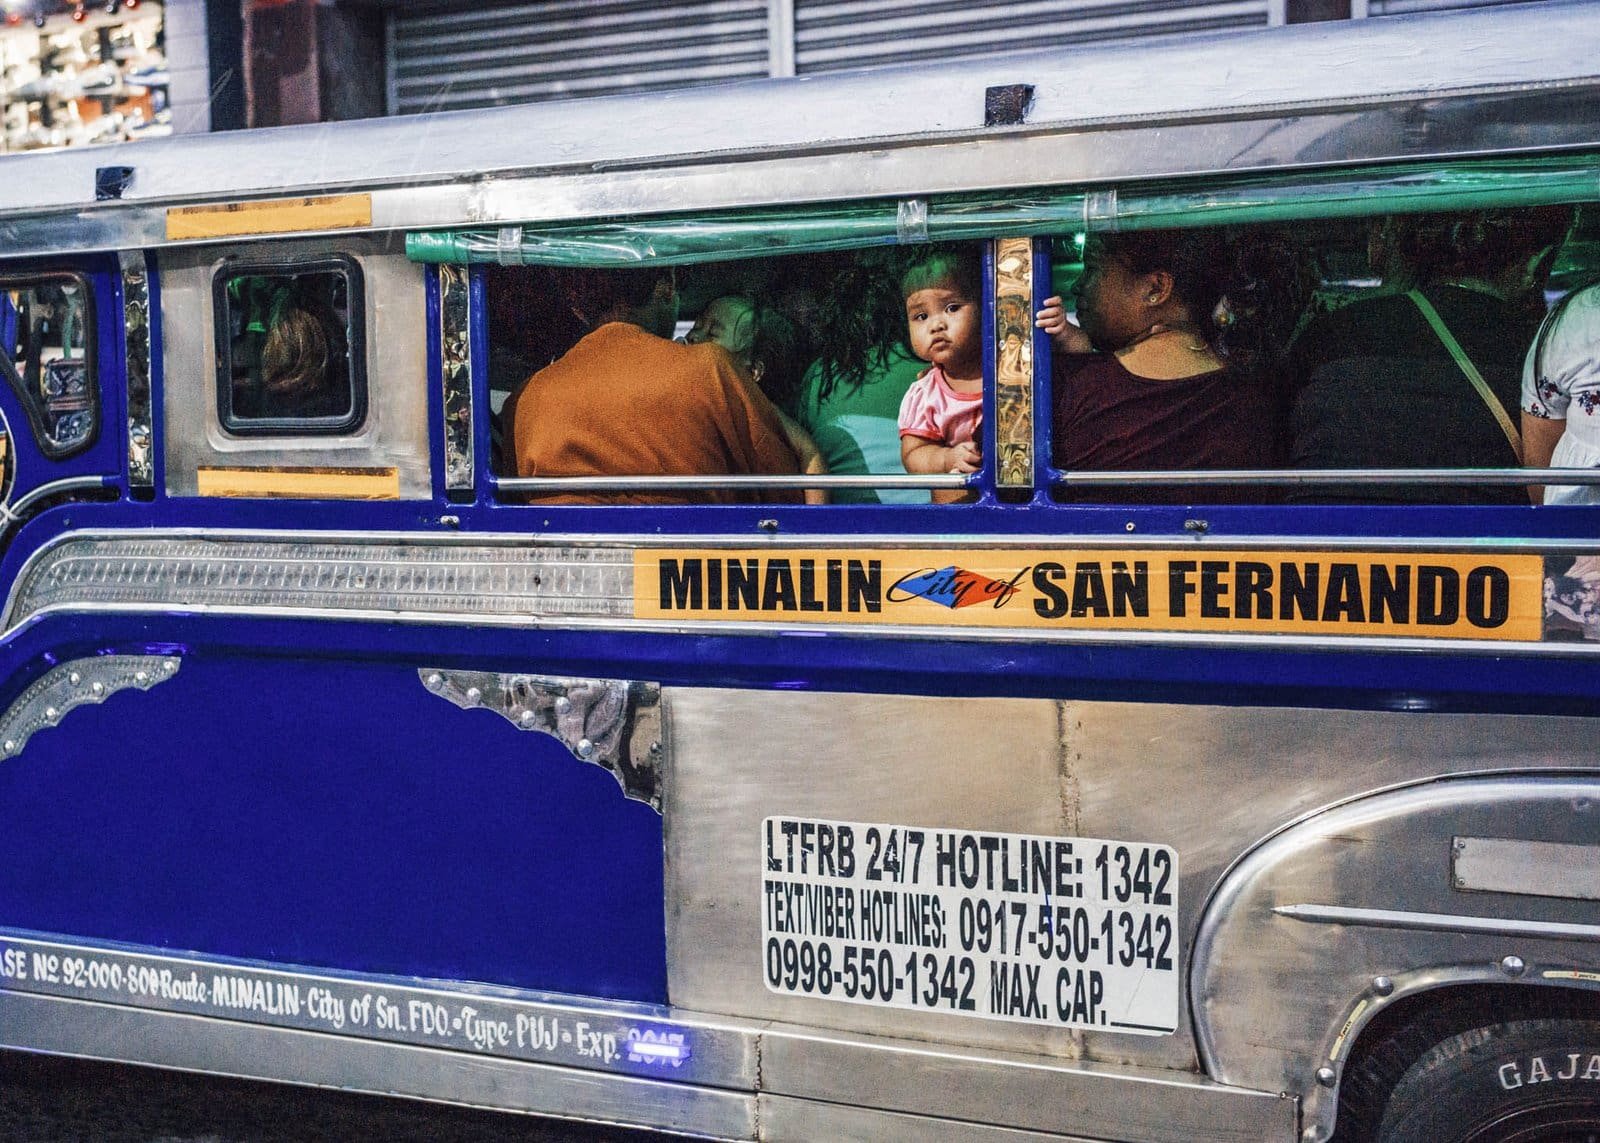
[0,651,666,1002]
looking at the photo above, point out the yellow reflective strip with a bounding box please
[165,194,373,241]
[196,466,400,500]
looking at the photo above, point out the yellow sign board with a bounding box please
[166,194,373,241]
[634,549,1544,641]
[197,466,400,501]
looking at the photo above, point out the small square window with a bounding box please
[214,256,366,435]
[0,272,98,459]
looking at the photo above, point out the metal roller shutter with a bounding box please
[388,0,770,115]
[794,0,1271,74]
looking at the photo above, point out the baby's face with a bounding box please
[685,296,756,366]
[905,282,980,373]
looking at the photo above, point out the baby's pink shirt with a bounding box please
[897,366,983,447]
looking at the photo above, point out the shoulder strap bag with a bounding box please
[1407,289,1523,464]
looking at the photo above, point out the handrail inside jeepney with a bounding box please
[495,474,970,492]
[1050,468,1600,487]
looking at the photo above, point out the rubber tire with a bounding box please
[1336,1015,1600,1143]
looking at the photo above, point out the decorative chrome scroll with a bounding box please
[5,536,635,630]
[421,669,663,811]
[993,237,1035,489]
[439,264,474,493]
[0,654,179,759]
[120,251,154,490]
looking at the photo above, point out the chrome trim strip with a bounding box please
[420,670,664,810]
[6,476,115,526]
[438,264,474,494]
[0,655,179,759]
[119,252,153,490]
[12,600,1600,663]
[497,474,968,492]
[1274,903,1600,942]
[1055,468,1600,487]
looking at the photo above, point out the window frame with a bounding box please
[0,269,100,461]
[212,253,368,438]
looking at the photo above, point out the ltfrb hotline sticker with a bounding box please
[760,817,1179,1035]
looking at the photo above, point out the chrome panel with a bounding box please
[0,5,1594,213]
[0,991,758,1140]
[757,1023,1295,1143]
[994,237,1034,489]
[438,264,473,494]
[757,1097,1107,1143]
[1192,776,1600,1142]
[665,689,1085,1060]
[1453,836,1600,902]
[420,669,664,810]
[158,237,431,500]
[667,693,1597,1081]
[3,535,634,630]
[119,251,153,489]
[0,655,178,759]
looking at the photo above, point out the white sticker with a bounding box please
[761,817,1178,1035]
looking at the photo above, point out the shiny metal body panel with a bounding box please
[1194,776,1600,1141]
[0,5,1591,257]
[666,691,1597,1076]
[157,237,430,499]
[755,1098,1103,1143]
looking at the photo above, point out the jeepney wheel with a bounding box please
[1335,1010,1600,1143]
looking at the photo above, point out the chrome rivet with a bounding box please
[1452,838,1466,852]
[3,740,15,754]
[649,741,663,756]
[554,697,572,715]
[1183,518,1209,535]
[90,682,104,695]
[134,671,148,683]
[43,706,58,721]
[759,518,780,534]
[518,710,537,727]
[1315,1066,1336,1088]
[1372,976,1394,997]
[465,687,482,705]
[163,659,177,672]
[68,672,82,685]
[576,738,595,759]
[1500,955,1527,978]
[1302,1129,1321,1143]
[425,673,443,689]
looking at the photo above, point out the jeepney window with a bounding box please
[1045,206,1592,506]
[214,257,366,436]
[0,273,97,459]
[487,247,981,505]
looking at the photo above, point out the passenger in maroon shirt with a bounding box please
[1037,231,1286,503]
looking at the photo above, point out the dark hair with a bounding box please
[746,298,804,412]
[560,265,671,328]
[806,243,982,404]
[1097,228,1307,374]
[1376,206,1574,288]
[900,250,981,303]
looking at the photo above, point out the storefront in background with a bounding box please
[0,0,166,150]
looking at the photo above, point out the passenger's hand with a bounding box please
[1035,296,1091,353]
[946,441,982,474]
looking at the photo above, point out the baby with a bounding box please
[896,253,983,503]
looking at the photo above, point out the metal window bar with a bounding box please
[495,474,969,494]
[1049,468,1600,488]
